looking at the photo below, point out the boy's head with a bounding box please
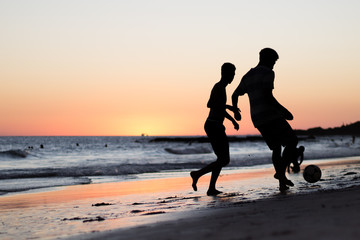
[259,48,279,69]
[221,62,236,83]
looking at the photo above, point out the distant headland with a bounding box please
[294,121,360,136]
[149,121,360,143]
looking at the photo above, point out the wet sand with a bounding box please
[71,185,360,240]
[1,157,360,239]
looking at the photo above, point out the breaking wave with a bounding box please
[164,146,212,155]
[0,149,29,158]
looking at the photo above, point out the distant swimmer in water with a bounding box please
[190,63,240,196]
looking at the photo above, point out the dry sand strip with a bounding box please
[68,185,360,240]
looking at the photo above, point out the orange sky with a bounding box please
[1,1,359,136]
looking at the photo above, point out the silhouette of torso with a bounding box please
[207,82,226,123]
[234,66,282,127]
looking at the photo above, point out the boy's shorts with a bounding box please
[257,118,298,150]
[204,119,229,161]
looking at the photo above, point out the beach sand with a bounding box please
[1,157,360,240]
[72,185,360,240]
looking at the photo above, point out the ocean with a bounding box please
[1,135,359,195]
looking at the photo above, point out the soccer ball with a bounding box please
[303,165,322,183]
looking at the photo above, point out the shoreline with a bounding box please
[0,157,359,239]
[2,155,359,198]
[69,185,360,240]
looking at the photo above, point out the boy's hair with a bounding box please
[221,62,236,76]
[259,48,279,62]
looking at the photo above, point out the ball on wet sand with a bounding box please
[303,165,322,183]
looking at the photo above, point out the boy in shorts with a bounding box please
[190,63,240,196]
[232,48,304,192]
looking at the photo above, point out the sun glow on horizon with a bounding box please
[1,1,359,136]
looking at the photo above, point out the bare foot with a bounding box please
[278,177,293,192]
[190,171,198,191]
[279,183,289,192]
[207,189,222,196]
[274,174,294,187]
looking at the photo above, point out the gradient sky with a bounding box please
[1,0,359,136]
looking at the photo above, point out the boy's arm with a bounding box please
[231,79,245,121]
[231,86,241,111]
[226,105,240,113]
[263,71,293,120]
[225,111,239,130]
[265,90,293,120]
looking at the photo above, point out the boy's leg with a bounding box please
[257,120,294,191]
[207,144,230,195]
[282,145,297,169]
[190,160,225,195]
[281,127,300,172]
[289,146,305,173]
[206,122,229,195]
[207,165,223,196]
[190,120,216,191]
[272,145,283,178]
[191,162,215,191]
[272,145,293,191]
[206,139,229,195]
[191,121,228,194]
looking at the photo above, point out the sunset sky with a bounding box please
[1,0,359,136]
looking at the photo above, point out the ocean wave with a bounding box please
[150,136,264,143]
[0,163,207,180]
[0,149,29,158]
[165,146,212,155]
[2,150,360,180]
[0,177,91,194]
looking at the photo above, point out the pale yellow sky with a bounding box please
[1,0,359,136]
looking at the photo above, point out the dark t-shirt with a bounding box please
[233,65,282,127]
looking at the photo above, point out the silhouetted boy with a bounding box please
[191,63,240,196]
[232,48,304,192]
